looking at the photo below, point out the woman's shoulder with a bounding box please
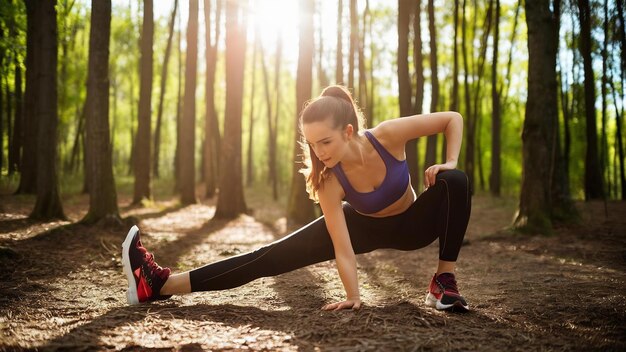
[366,121,406,155]
[318,171,345,205]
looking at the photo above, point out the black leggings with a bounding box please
[189,169,471,292]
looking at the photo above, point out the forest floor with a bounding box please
[0,187,625,351]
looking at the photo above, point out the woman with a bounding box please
[122,85,471,312]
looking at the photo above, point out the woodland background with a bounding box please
[0,1,625,350]
[0,0,624,231]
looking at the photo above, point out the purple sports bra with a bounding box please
[331,131,410,214]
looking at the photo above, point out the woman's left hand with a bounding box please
[321,299,362,311]
[424,161,457,189]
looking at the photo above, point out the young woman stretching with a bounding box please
[122,85,471,312]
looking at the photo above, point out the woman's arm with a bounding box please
[317,176,361,311]
[378,111,463,187]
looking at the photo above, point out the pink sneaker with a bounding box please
[425,273,469,312]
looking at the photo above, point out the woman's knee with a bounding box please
[436,169,470,193]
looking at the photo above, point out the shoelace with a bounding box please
[436,273,460,294]
[143,252,168,279]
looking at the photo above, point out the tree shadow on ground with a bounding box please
[29,296,577,351]
[0,216,40,236]
[0,211,229,312]
[121,203,187,222]
[29,301,433,350]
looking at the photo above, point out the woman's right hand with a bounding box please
[321,298,362,311]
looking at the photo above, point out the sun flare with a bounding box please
[249,0,300,51]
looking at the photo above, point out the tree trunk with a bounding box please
[153,0,178,179]
[409,0,423,189]
[600,0,609,197]
[358,4,368,114]
[16,1,38,195]
[398,0,419,191]
[204,0,222,198]
[269,35,282,201]
[260,42,274,191]
[424,0,439,169]
[449,0,459,114]
[287,0,316,225]
[577,0,604,200]
[317,11,329,88]
[367,0,375,125]
[490,0,501,196]
[513,0,559,234]
[550,0,577,221]
[500,0,521,107]
[215,0,248,218]
[180,0,199,205]
[616,0,625,76]
[461,0,473,192]
[472,0,494,192]
[174,7,183,192]
[30,0,66,220]
[10,47,23,175]
[133,0,154,204]
[246,30,258,187]
[0,37,4,174]
[336,0,343,84]
[348,0,357,89]
[609,81,625,200]
[82,0,119,224]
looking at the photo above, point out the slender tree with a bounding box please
[550,0,577,221]
[609,81,625,200]
[174,3,183,191]
[461,0,473,192]
[490,0,501,196]
[215,0,248,217]
[0,35,4,173]
[599,0,609,197]
[317,8,329,88]
[577,0,604,200]
[16,1,37,194]
[203,0,222,198]
[83,0,119,224]
[398,0,419,191]
[268,34,283,201]
[246,27,258,187]
[449,0,459,115]
[180,0,199,205]
[9,41,23,175]
[30,0,65,220]
[617,0,625,76]
[514,0,559,234]
[424,0,439,169]
[409,0,424,189]
[348,0,357,89]
[133,0,154,204]
[358,3,368,112]
[336,0,343,84]
[153,0,178,178]
[472,0,494,192]
[287,0,316,225]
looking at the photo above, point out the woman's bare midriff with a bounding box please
[356,183,417,218]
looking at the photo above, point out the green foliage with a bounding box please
[1,0,623,210]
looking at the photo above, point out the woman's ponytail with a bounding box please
[298,85,366,202]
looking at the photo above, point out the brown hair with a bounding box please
[298,85,366,202]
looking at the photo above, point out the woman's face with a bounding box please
[302,118,352,168]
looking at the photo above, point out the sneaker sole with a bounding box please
[425,292,469,312]
[122,225,140,305]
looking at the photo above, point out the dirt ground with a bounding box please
[0,190,624,351]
